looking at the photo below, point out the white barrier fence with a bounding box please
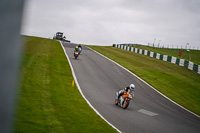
[115,44,200,74]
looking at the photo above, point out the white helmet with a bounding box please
[130,84,135,89]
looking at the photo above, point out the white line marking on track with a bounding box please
[138,109,158,116]
[60,42,122,133]
[87,46,200,118]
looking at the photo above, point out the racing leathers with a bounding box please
[118,86,134,100]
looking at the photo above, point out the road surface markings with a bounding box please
[138,109,158,116]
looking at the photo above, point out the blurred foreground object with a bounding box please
[0,0,25,132]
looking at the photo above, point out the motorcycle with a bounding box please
[115,89,134,109]
[74,51,79,59]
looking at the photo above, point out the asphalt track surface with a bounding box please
[62,42,200,133]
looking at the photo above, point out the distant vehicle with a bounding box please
[53,32,70,42]
[53,32,63,40]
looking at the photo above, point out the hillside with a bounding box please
[131,45,200,65]
[14,36,117,133]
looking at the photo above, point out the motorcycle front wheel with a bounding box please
[122,100,129,109]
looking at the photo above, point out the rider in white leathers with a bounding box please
[118,84,135,100]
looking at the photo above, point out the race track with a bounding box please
[62,42,200,133]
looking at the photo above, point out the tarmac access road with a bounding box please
[62,42,200,133]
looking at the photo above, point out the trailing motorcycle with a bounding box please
[115,89,134,109]
[78,47,82,55]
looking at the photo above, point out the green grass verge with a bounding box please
[14,36,117,133]
[131,45,200,65]
[88,46,200,116]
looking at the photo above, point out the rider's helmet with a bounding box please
[75,46,79,51]
[129,84,135,90]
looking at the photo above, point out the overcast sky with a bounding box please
[21,0,200,48]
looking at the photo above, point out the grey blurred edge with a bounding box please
[0,0,25,133]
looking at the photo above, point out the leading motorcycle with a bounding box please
[115,89,134,109]
[74,51,79,59]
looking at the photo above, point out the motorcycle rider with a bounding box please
[78,44,82,55]
[74,46,79,51]
[74,46,79,55]
[117,84,135,100]
[78,44,82,49]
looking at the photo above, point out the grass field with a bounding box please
[14,36,117,133]
[88,46,200,116]
[130,45,200,65]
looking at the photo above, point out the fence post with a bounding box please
[193,64,198,72]
[144,50,148,55]
[171,57,176,64]
[184,60,189,68]
[147,51,150,56]
[153,52,157,58]
[163,55,168,61]
[150,52,154,57]
[142,50,145,55]
[160,54,163,60]
[167,56,172,62]
[179,59,184,66]
[188,61,194,70]
[134,48,137,53]
[176,58,180,65]
[156,53,160,59]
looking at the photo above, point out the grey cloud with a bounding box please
[21,0,200,47]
